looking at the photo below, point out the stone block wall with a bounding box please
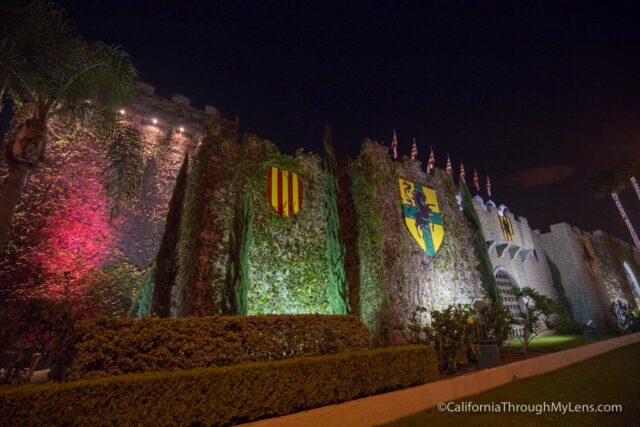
[115,82,232,268]
[474,198,556,299]
[538,223,617,331]
[589,230,640,310]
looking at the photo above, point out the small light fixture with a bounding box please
[152,118,158,124]
[179,127,185,133]
[119,109,125,115]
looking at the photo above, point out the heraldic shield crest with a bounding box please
[398,178,444,256]
[500,215,514,242]
[267,166,303,216]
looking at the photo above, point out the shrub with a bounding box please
[477,303,515,348]
[0,345,437,426]
[545,300,582,335]
[1,299,75,384]
[83,257,146,318]
[423,304,476,373]
[610,300,640,333]
[50,314,369,381]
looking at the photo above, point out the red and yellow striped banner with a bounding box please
[267,166,303,216]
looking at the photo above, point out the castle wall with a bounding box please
[474,199,557,301]
[171,129,335,316]
[0,82,228,305]
[115,82,228,268]
[589,230,640,311]
[538,223,620,331]
[347,142,484,344]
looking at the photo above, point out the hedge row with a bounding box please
[1,345,438,426]
[51,314,370,380]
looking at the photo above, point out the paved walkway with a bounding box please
[244,333,640,427]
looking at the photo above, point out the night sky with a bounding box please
[56,0,640,242]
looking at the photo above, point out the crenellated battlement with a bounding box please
[123,81,237,139]
[472,195,537,258]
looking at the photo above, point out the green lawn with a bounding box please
[505,335,588,353]
[384,343,640,427]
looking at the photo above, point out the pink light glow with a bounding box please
[27,147,118,302]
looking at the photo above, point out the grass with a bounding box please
[505,335,588,353]
[384,343,640,427]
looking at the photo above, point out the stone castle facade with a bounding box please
[16,81,632,337]
[473,195,640,334]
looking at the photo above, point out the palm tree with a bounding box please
[0,1,142,249]
[592,166,640,249]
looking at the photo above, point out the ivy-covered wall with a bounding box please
[347,141,484,344]
[590,230,640,310]
[170,123,335,316]
[245,139,330,314]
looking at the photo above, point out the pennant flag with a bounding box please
[410,138,418,160]
[267,166,304,216]
[390,130,398,160]
[445,155,453,176]
[486,175,492,198]
[426,147,435,173]
[473,168,480,192]
[398,178,444,256]
[459,162,466,183]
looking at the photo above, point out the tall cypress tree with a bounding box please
[226,191,253,315]
[151,154,189,317]
[323,125,348,313]
[459,179,501,303]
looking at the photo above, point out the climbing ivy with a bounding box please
[323,126,348,314]
[152,154,189,317]
[348,142,386,339]
[132,268,154,318]
[349,141,483,344]
[226,192,253,315]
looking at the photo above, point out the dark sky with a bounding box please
[57,0,640,242]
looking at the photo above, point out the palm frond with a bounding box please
[0,1,137,119]
[94,112,144,217]
[52,41,137,117]
[591,159,640,199]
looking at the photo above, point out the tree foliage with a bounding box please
[422,304,476,373]
[0,0,140,248]
[323,125,348,314]
[152,154,189,317]
[476,302,516,348]
[226,191,253,315]
[592,160,640,198]
[511,286,555,353]
[94,112,144,217]
[84,255,146,317]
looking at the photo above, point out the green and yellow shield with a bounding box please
[398,178,444,256]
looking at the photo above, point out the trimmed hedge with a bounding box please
[1,345,437,426]
[51,314,369,381]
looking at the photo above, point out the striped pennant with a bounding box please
[267,166,304,217]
